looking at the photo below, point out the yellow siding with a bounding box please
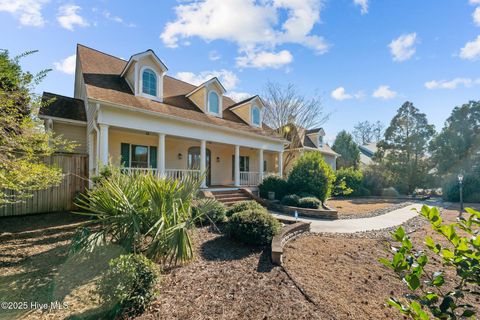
[52,122,87,153]
[189,88,206,112]
[232,103,251,124]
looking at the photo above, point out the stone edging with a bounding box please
[271,221,311,266]
[241,189,338,220]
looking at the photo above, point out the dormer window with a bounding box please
[208,90,220,115]
[252,105,261,126]
[142,68,157,97]
[318,135,324,147]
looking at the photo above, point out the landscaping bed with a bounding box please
[282,204,480,319]
[326,198,407,218]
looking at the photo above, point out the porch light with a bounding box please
[216,156,220,162]
[178,153,183,160]
[458,173,464,217]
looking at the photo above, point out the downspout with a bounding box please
[92,103,101,174]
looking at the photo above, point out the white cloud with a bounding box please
[474,7,480,26]
[103,10,136,27]
[330,87,364,101]
[175,69,239,91]
[236,49,293,69]
[0,0,49,27]
[425,78,477,89]
[57,4,89,31]
[372,85,397,100]
[353,0,368,14]
[388,33,417,62]
[160,0,328,69]
[460,35,480,60]
[470,0,480,4]
[209,50,221,61]
[225,91,252,102]
[53,54,76,75]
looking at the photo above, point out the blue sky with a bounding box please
[1,0,479,142]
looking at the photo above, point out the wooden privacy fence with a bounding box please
[0,153,88,217]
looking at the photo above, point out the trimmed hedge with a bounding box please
[192,198,226,224]
[226,200,266,217]
[298,197,321,209]
[336,167,364,196]
[226,209,281,245]
[98,254,159,317]
[258,175,289,200]
[281,194,300,206]
[287,152,335,202]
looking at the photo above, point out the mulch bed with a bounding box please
[140,226,320,320]
[326,198,406,218]
[282,204,480,319]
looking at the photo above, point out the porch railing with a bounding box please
[165,169,201,181]
[240,171,260,186]
[122,167,158,175]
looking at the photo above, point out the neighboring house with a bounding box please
[39,44,286,189]
[359,142,377,169]
[283,126,339,172]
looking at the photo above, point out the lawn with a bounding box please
[282,203,480,319]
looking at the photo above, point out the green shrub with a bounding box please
[281,194,300,206]
[226,210,281,245]
[226,200,266,217]
[192,198,226,224]
[298,197,321,209]
[382,187,400,197]
[336,167,364,196]
[287,152,335,202]
[362,165,390,196]
[442,173,480,202]
[98,254,159,317]
[258,175,289,200]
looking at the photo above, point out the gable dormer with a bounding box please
[186,77,226,117]
[229,95,264,127]
[306,128,326,148]
[121,50,168,102]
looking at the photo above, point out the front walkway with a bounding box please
[271,203,424,233]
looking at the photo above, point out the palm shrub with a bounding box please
[192,198,226,224]
[379,206,479,319]
[287,152,336,202]
[226,210,281,245]
[226,200,266,217]
[75,166,214,265]
[258,175,289,200]
[98,254,159,317]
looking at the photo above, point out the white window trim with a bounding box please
[251,105,262,127]
[138,66,161,102]
[206,89,222,117]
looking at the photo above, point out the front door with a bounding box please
[187,147,211,186]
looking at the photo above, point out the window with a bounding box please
[131,145,149,168]
[208,91,219,114]
[318,135,323,147]
[252,105,261,126]
[231,155,250,179]
[142,68,157,96]
[120,143,157,168]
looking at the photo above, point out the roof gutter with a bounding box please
[88,98,289,145]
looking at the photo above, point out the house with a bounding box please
[282,126,339,172]
[39,44,286,190]
[359,142,377,169]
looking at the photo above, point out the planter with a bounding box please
[268,191,275,200]
[271,221,311,266]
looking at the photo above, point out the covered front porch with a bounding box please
[89,126,283,188]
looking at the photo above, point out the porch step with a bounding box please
[211,189,255,206]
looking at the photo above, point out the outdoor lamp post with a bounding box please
[458,174,464,217]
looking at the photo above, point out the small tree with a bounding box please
[332,130,360,169]
[262,81,329,173]
[380,206,479,319]
[287,152,335,202]
[0,50,72,205]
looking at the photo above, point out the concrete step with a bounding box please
[217,196,252,203]
[213,192,245,199]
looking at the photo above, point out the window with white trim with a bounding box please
[142,68,157,96]
[252,105,261,126]
[208,91,220,114]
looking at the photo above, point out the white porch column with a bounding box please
[234,145,240,187]
[99,124,109,166]
[157,133,166,177]
[258,149,264,182]
[278,151,283,178]
[200,140,207,188]
[88,132,94,188]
